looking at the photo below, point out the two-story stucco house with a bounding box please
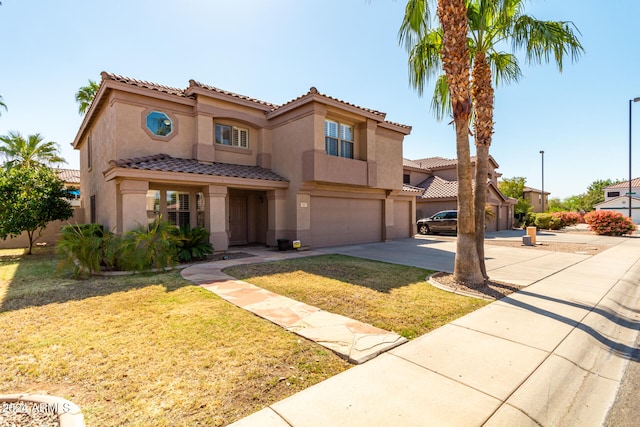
[71,72,415,250]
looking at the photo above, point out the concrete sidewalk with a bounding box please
[227,231,640,427]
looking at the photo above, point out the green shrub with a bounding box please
[57,223,117,277]
[118,217,180,272]
[171,226,213,263]
[534,213,562,230]
[523,212,537,228]
[584,211,636,236]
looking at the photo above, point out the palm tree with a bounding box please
[401,0,484,284]
[0,131,66,169]
[400,0,583,282]
[75,79,99,115]
[0,94,6,116]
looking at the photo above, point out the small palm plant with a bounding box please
[119,217,180,272]
[57,223,115,277]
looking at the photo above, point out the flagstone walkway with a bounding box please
[181,249,407,364]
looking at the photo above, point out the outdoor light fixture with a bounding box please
[629,97,640,218]
[540,150,545,212]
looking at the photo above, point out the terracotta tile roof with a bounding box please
[101,72,188,98]
[402,158,427,169]
[278,87,386,117]
[402,184,424,193]
[415,176,458,199]
[99,73,410,129]
[605,178,640,189]
[188,80,277,109]
[56,168,80,184]
[412,157,458,169]
[111,154,287,182]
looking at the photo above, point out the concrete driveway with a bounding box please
[318,228,629,286]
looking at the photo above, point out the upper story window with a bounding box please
[215,123,249,148]
[146,111,173,136]
[325,120,354,159]
[403,174,410,184]
[607,191,620,197]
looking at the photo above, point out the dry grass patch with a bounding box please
[0,248,348,426]
[224,254,489,339]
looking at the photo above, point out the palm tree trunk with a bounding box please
[437,0,484,285]
[472,52,494,280]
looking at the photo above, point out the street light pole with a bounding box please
[539,150,545,212]
[629,97,640,219]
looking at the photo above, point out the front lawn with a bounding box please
[0,248,348,426]
[224,254,490,339]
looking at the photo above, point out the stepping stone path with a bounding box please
[181,250,407,364]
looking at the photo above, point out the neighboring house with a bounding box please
[523,186,550,213]
[0,168,83,249]
[403,156,514,231]
[71,72,415,250]
[597,178,640,223]
[57,168,81,207]
[603,178,640,202]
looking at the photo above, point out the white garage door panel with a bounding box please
[311,197,382,247]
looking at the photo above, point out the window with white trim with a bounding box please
[325,120,353,159]
[167,191,191,228]
[215,123,249,148]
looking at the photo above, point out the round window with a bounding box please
[146,111,173,136]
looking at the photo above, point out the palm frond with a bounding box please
[511,16,584,71]
[488,51,522,86]
[407,28,443,95]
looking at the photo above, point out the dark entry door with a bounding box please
[229,195,248,245]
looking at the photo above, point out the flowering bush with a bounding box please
[583,210,636,236]
[551,211,582,228]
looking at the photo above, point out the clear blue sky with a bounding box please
[1,0,639,199]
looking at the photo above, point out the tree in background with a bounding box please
[498,176,532,217]
[548,178,623,213]
[0,166,73,254]
[0,131,65,169]
[75,79,99,115]
[0,94,6,116]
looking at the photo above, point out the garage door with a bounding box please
[311,197,382,247]
[393,200,411,238]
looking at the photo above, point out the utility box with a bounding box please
[526,226,537,245]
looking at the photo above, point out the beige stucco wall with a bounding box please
[0,209,85,250]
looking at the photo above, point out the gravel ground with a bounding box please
[484,239,611,254]
[1,401,59,427]
[430,272,526,300]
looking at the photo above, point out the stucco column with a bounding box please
[383,197,394,242]
[193,114,215,162]
[365,119,378,187]
[204,185,228,251]
[266,189,287,246]
[295,193,311,245]
[119,180,149,233]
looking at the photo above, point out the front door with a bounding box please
[229,195,248,245]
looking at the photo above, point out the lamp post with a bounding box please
[629,97,640,219]
[539,150,545,212]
